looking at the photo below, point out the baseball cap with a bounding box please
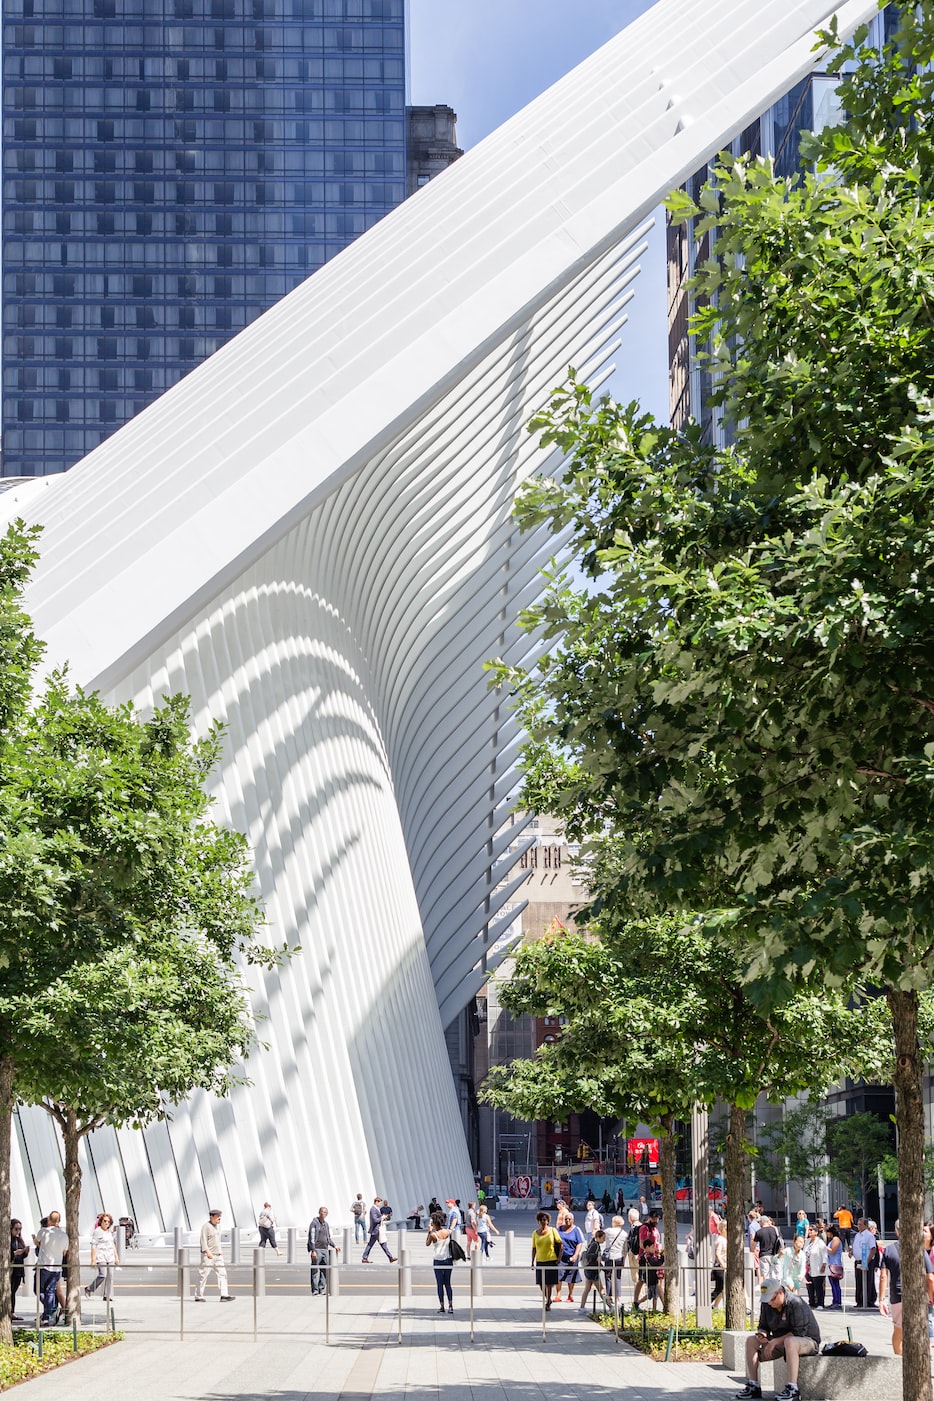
[762,1279,785,1303]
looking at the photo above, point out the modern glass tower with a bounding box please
[2,0,409,476]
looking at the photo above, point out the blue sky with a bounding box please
[408,0,669,420]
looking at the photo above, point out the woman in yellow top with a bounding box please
[531,1211,564,1311]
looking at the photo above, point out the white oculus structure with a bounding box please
[1,0,879,1230]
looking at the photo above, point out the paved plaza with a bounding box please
[13,1247,900,1401]
[15,1291,752,1401]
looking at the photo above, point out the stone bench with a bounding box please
[722,1332,902,1399]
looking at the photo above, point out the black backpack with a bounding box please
[822,1341,868,1357]
[627,1224,641,1257]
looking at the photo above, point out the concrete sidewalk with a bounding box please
[16,1292,756,1401]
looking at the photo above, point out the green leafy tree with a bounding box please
[487,10,934,1395]
[0,528,276,1338]
[826,1111,893,1213]
[16,929,258,1323]
[758,1100,829,1215]
[479,908,875,1324]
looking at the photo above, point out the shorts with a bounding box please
[891,1302,903,1328]
[583,1268,600,1283]
[771,1336,819,1359]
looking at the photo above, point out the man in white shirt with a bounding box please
[34,1211,68,1325]
[196,1208,236,1302]
[584,1200,603,1238]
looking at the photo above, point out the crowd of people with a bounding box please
[743,1205,883,1312]
[8,1209,121,1326]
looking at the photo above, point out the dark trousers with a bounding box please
[434,1263,453,1306]
[39,1268,60,1320]
[362,1229,392,1262]
[855,1264,876,1308]
[806,1274,826,1309]
[259,1225,277,1250]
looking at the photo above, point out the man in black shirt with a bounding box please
[754,1215,782,1281]
[878,1219,934,1355]
[736,1278,821,1401]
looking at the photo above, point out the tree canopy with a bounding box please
[480,902,880,1323]
[488,8,934,1395]
[0,521,276,1335]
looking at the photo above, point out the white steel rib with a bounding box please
[2,0,878,1230]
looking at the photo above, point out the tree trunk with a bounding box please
[0,1058,14,1345]
[888,987,932,1401]
[724,1101,748,1330]
[659,1118,679,1314]
[60,1106,83,1323]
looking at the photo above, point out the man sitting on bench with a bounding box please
[736,1277,821,1401]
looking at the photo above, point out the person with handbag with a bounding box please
[426,1211,455,1314]
[579,1230,607,1312]
[824,1225,844,1310]
[361,1197,396,1264]
[531,1210,563,1311]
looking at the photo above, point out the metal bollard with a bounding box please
[328,1245,340,1298]
[342,1226,352,1260]
[505,1230,515,1266]
[253,1247,266,1298]
[173,1226,183,1263]
[287,1226,298,1264]
[399,1245,411,1297]
[229,1227,240,1266]
[117,1225,127,1257]
[471,1248,483,1297]
[177,1245,195,1341]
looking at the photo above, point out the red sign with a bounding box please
[627,1137,660,1170]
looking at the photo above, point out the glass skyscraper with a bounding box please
[2,0,409,476]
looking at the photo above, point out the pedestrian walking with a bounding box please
[350,1193,367,1243]
[579,1230,607,1312]
[10,1219,29,1322]
[427,1211,455,1313]
[476,1204,500,1257]
[531,1211,563,1311]
[195,1208,235,1302]
[554,1211,584,1304]
[307,1207,339,1294]
[257,1201,281,1254]
[361,1197,396,1263]
[84,1212,118,1302]
[34,1211,68,1325]
[603,1214,629,1307]
[711,1219,727,1308]
[584,1199,603,1238]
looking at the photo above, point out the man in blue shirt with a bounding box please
[850,1217,875,1308]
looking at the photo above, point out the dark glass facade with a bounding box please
[2,0,406,476]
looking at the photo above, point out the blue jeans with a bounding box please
[39,1268,61,1320]
[354,1217,366,1243]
